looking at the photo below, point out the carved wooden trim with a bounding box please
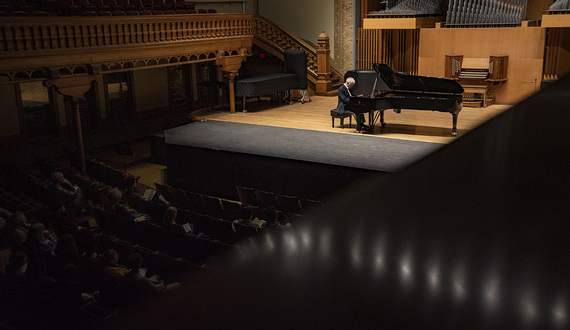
[0,13,343,94]
[0,14,254,80]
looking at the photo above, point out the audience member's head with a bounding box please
[164,206,178,225]
[101,249,119,266]
[263,206,279,224]
[107,188,123,205]
[51,171,66,184]
[28,223,47,243]
[124,175,137,193]
[9,211,29,228]
[126,253,143,271]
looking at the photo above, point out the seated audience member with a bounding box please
[95,249,129,308]
[161,206,185,234]
[26,257,98,308]
[53,233,81,278]
[123,175,170,205]
[106,188,140,220]
[263,206,292,230]
[124,253,180,294]
[27,223,58,255]
[99,248,128,279]
[36,202,80,233]
[9,212,32,246]
[76,239,100,292]
[48,171,82,207]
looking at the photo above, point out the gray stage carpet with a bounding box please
[164,121,443,172]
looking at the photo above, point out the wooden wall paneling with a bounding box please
[544,28,560,80]
[418,27,546,105]
[555,29,570,78]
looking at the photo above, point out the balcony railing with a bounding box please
[0,13,254,76]
[0,14,252,52]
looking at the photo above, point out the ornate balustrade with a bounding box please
[251,15,342,86]
[0,13,254,78]
[0,13,342,94]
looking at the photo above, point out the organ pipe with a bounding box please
[445,0,527,27]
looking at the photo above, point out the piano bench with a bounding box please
[330,110,353,128]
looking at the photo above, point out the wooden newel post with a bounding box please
[316,31,332,95]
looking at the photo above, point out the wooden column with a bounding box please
[215,49,247,114]
[316,31,332,95]
[44,75,96,175]
[226,72,237,113]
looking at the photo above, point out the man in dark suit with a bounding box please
[336,77,368,131]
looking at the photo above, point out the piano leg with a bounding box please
[451,113,458,136]
[242,96,247,113]
[380,110,386,127]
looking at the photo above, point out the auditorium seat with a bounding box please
[160,0,173,10]
[254,190,278,209]
[89,0,110,11]
[10,10,30,15]
[31,10,50,15]
[175,209,193,226]
[185,191,206,214]
[299,198,323,212]
[236,186,259,207]
[154,183,173,203]
[202,195,224,219]
[113,0,137,11]
[142,200,168,221]
[220,199,243,221]
[276,194,302,214]
[191,213,214,236]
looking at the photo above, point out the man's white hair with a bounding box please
[346,77,355,84]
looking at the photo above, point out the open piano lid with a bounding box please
[372,63,464,94]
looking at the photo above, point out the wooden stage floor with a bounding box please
[192,95,511,144]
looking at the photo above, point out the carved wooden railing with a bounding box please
[252,15,343,87]
[0,14,254,80]
[0,13,342,93]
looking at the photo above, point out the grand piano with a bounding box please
[345,63,464,136]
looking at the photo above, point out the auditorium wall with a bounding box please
[418,27,546,105]
[133,68,169,112]
[259,0,335,57]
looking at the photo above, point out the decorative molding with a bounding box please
[334,0,354,74]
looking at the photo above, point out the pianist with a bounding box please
[336,77,369,131]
